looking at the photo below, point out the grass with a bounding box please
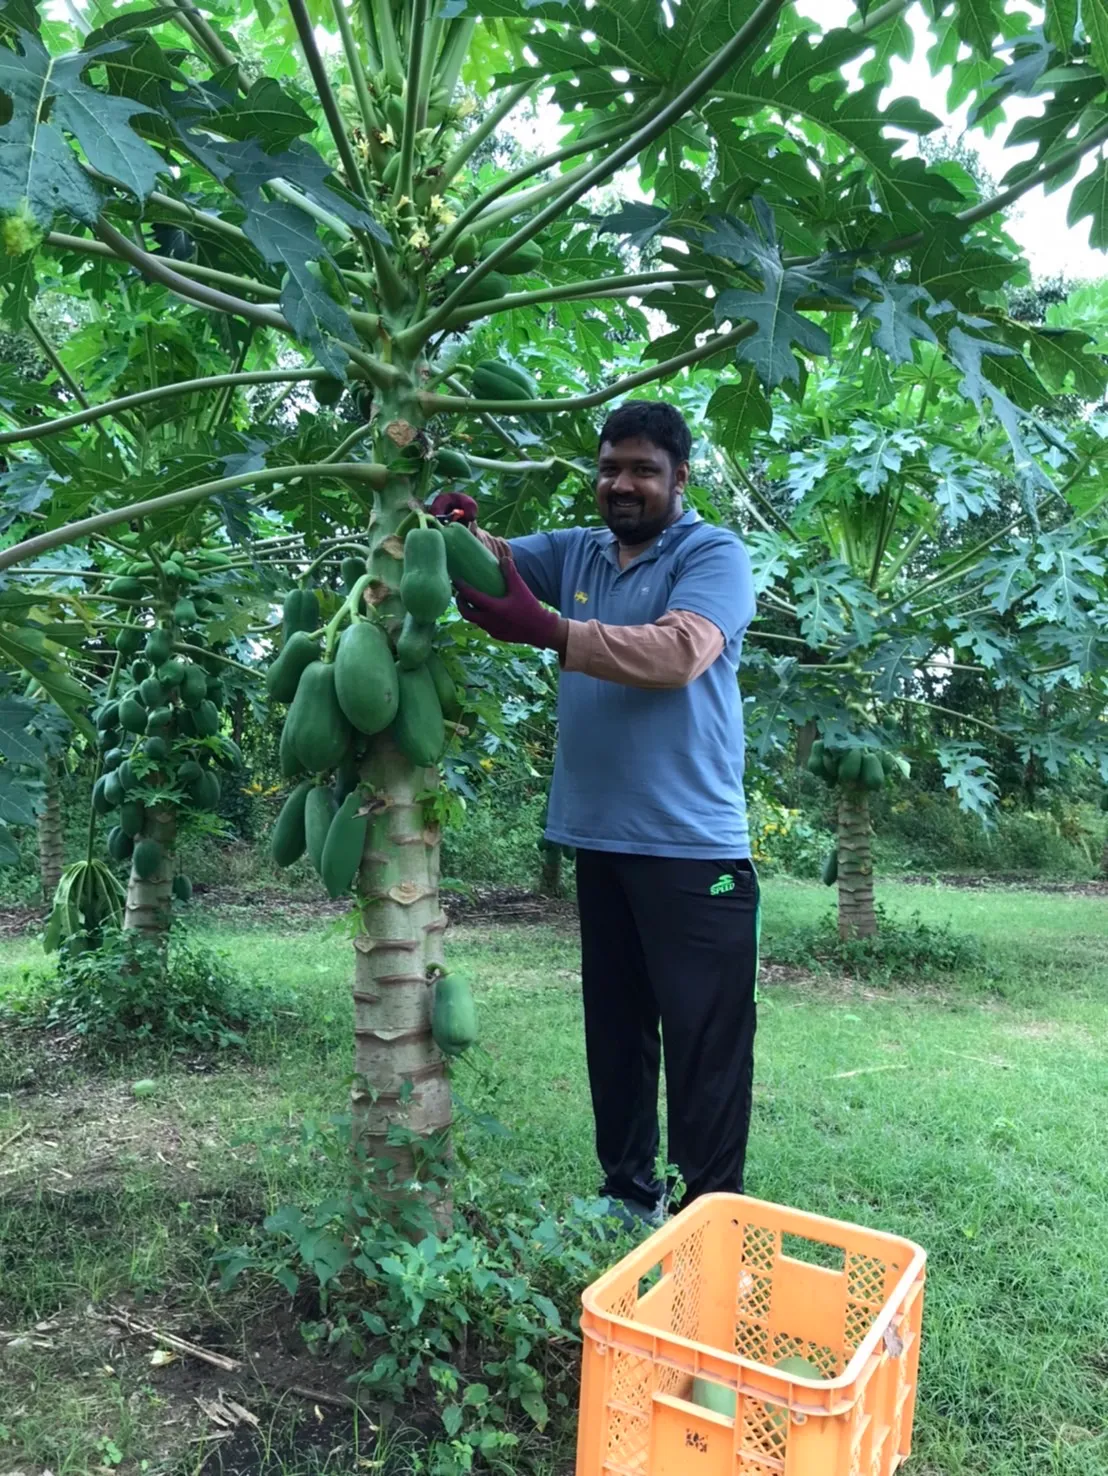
[1,879,1106,1474]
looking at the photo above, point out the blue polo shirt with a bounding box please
[508,510,755,859]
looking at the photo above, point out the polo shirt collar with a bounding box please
[601,507,700,569]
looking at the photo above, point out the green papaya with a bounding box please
[172,872,193,902]
[144,735,170,764]
[218,737,243,769]
[207,676,226,709]
[91,775,111,816]
[271,780,312,868]
[320,789,368,898]
[177,759,202,786]
[103,770,124,808]
[304,785,338,874]
[434,447,473,482]
[333,748,360,804]
[861,752,885,792]
[690,1378,736,1418]
[334,622,398,736]
[114,626,143,656]
[117,759,138,794]
[98,727,121,753]
[146,705,174,735]
[172,597,198,626]
[459,270,512,306]
[315,375,345,407]
[821,745,839,782]
[839,747,864,784]
[471,359,537,402]
[158,658,186,689]
[130,659,151,684]
[879,751,897,779]
[440,520,507,597]
[266,629,320,704]
[192,700,219,738]
[822,848,839,886]
[145,628,172,665]
[480,236,543,275]
[283,588,320,641]
[452,231,478,267]
[139,676,164,709]
[96,701,120,732]
[103,747,125,773]
[425,651,461,721]
[396,614,434,670]
[776,1355,824,1380]
[119,798,145,838]
[107,825,133,863]
[279,719,305,780]
[132,837,165,880]
[806,739,825,777]
[401,526,451,623]
[119,693,147,735]
[180,664,207,707]
[431,971,477,1056]
[340,555,365,593]
[287,662,353,772]
[107,576,144,600]
[190,768,221,811]
[391,665,445,766]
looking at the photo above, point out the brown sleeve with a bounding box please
[473,526,512,561]
[562,609,725,689]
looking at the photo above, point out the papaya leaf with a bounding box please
[1066,157,1108,249]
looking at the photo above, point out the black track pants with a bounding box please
[574,850,759,1212]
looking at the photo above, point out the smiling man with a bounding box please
[434,400,757,1225]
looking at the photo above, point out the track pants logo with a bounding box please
[709,874,735,896]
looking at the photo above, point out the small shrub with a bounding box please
[34,927,280,1059]
[765,905,987,982]
[747,790,825,876]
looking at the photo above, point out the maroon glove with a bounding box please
[428,491,478,526]
[456,557,562,650]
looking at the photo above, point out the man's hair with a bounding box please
[598,401,692,468]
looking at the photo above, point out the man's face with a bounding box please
[596,436,688,545]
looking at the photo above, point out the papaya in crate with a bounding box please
[286,662,353,773]
[390,665,445,767]
[440,520,507,597]
[267,630,319,704]
[431,971,478,1056]
[396,615,434,670]
[304,785,337,874]
[270,780,312,868]
[334,621,398,735]
[319,789,369,898]
[400,525,451,622]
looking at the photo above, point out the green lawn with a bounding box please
[1,879,1106,1474]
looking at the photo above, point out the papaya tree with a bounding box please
[3,0,1108,1172]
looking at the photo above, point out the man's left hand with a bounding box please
[456,558,564,651]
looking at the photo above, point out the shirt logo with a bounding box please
[574,590,589,604]
[709,874,735,896]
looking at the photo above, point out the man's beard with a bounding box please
[602,486,680,545]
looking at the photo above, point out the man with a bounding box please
[433,401,757,1225]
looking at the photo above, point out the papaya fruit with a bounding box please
[340,555,365,593]
[434,447,473,482]
[283,588,320,641]
[139,676,164,709]
[173,597,198,626]
[776,1355,824,1380]
[267,629,320,704]
[452,231,478,267]
[304,785,338,875]
[690,1377,736,1418]
[120,798,145,838]
[103,770,124,808]
[190,768,221,811]
[839,746,864,784]
[879,751,897,779]
[271,780,312,868]
[440,520,507,597]
[107,576,144,600]
[457,270,512,306]
[822,849,839,886]
[397,614,435,670]
[401,526,451,623]
[103,747,125,773]
[320,789,368,898]
[279,719,304,780]
[115,626,143,656]
[821,745,840,782]
[286,662,352,772]
[315,375,345,407]
[158,658,186,688]
[391,664,445,766]
[207,676,226,709]
[145,628,172,665]
[177,758,202,786]
[806,739,825,777]
[172,872,193,902]
[193,700,220,738]
[117,759,138,794]
[98,726,121,753]
[218,737,243,769]
[96,701,120,732]
[425,651,461,721]
[861,752,885,792]
[334,622,398,736]
[132,837,165,880]
[480,236,543,275]
[144,735,170,763]
[472,360,537,402]
[146,705,174,735]
[431,971,477,1056]
[92,775,112,816]
[333,748,360,804]
[107,825,133,863]
[180,664,207,707]
[119,693,148,734]
[130,659,151,684]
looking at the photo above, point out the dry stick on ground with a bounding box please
[0,1122,29,1156]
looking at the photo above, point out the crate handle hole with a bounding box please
[780,1232,845,1271]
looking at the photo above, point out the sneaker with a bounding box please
[597,1194,667,1236]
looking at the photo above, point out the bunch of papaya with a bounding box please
[806,738,897,792]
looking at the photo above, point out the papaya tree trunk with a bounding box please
[38,760,64,903]
[354,738,450,1186]
[123,806,177,941]
[537,846,563,898]
[837,788,876,940]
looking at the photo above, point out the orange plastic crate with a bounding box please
[576,1193,926,1476]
